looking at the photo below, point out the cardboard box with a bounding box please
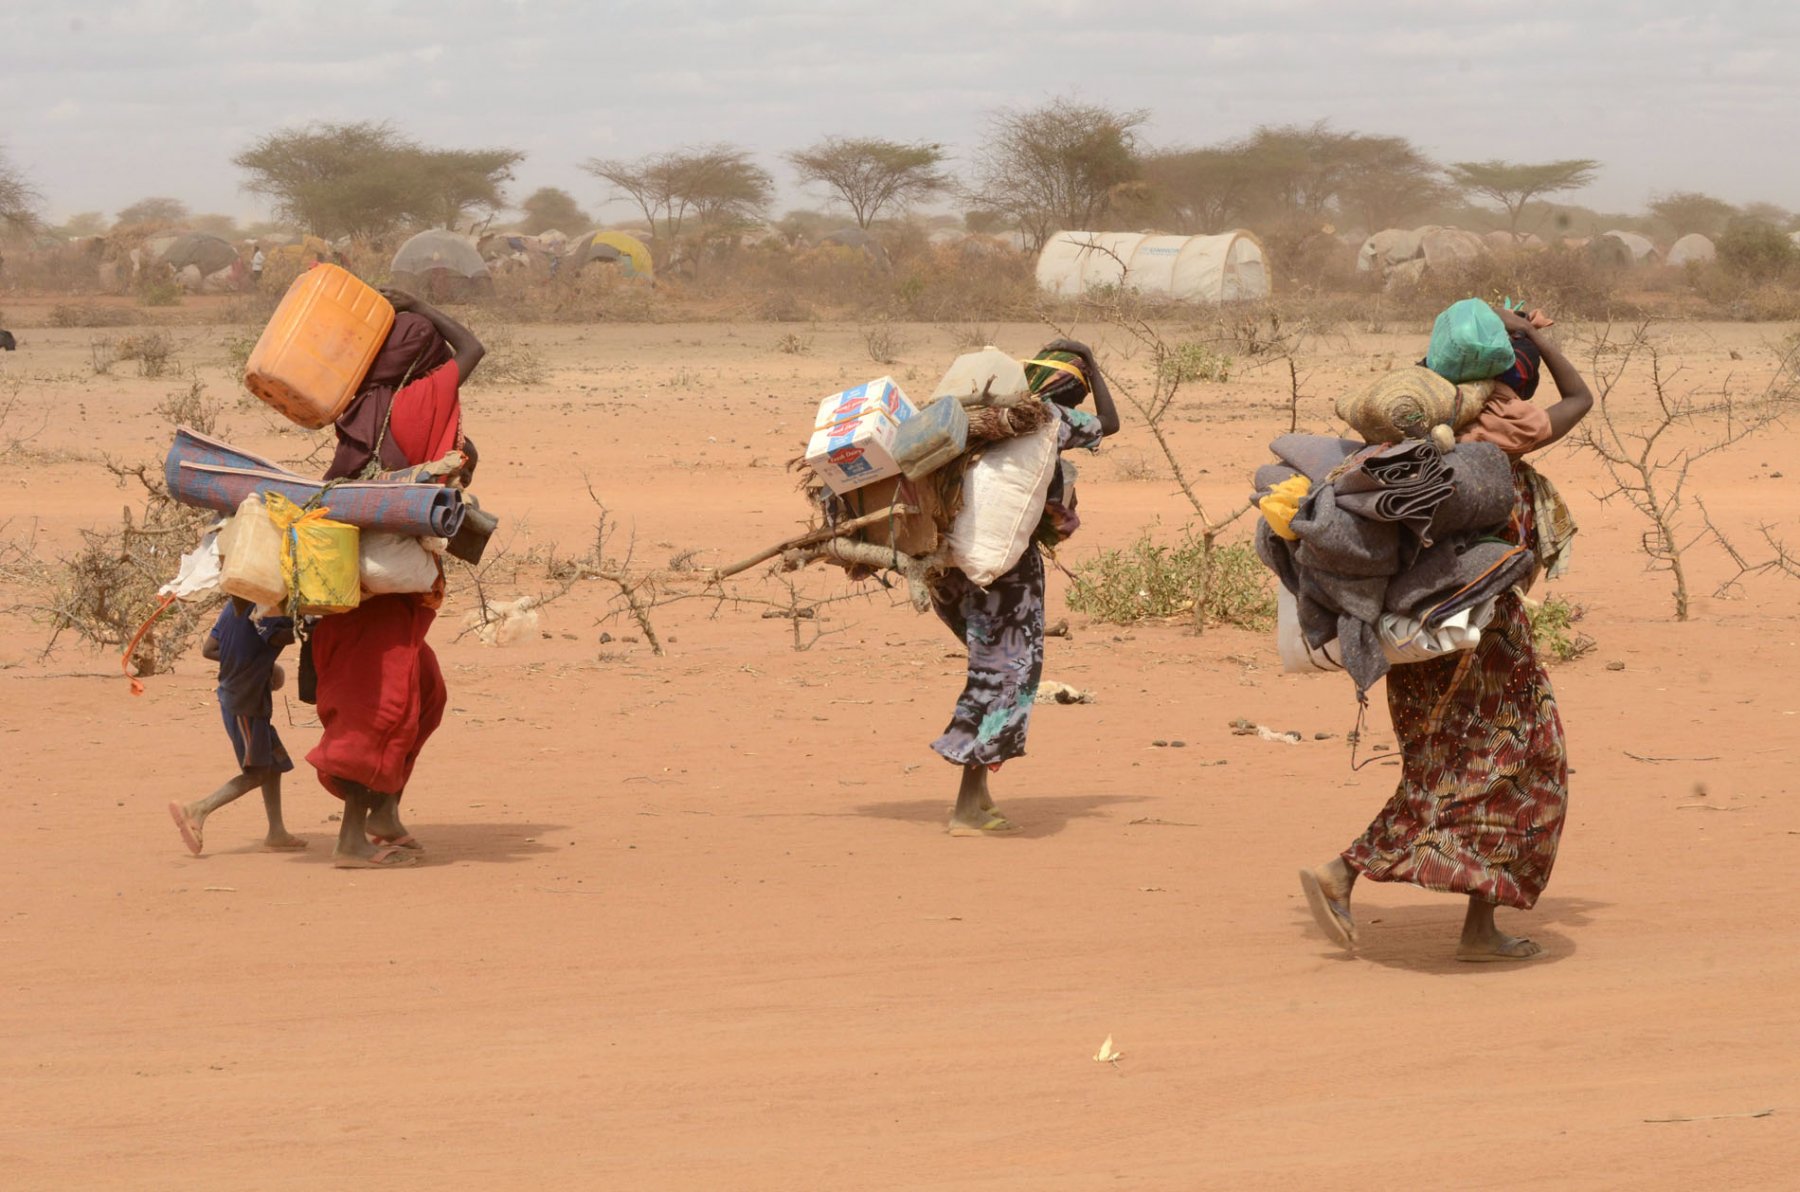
[804,377,918,495]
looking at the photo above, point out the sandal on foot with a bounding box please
[369,833,424,851]
[168,801,204,856]
[947,814,1021,837]
[333,845,419,870]
[1299,868,1357,950]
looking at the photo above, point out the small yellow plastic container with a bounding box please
[244,264,395,429]
[265,493,361,615]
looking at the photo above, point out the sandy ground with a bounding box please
[2,311,1798,1190]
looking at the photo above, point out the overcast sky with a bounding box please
[4,0,1798,225]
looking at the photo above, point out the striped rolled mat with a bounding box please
[163,426,467,538]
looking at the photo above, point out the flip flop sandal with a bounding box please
[333,844,420,870]
[369,833,425,851]
[946,814,1022,837]
[168,801,204,856]
[1298,869,1357,950]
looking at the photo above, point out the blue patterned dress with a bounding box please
[929,405,1103,767]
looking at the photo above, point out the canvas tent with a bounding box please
[1036,230,1269,303]
[1665,233,1716,266]
[1593,230,1658,266]
[391,229,491,299]
[563,230,654,279]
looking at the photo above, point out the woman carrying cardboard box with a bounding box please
[932,338,1119,836]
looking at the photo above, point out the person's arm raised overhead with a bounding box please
[379,287,485,382]
[1496,306,1591,446]
[1044,337,1121,437]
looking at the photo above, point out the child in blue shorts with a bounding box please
[168,597,305,855]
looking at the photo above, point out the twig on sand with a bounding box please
[1625,751,1720,763]
[1676,803,1740,812]
[1128,817,1200,828]
[1644,1108,1774,1124]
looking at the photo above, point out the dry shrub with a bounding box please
[1067,529,1273,629]
[860,319,905,365]
[1527,594,1595,663]
[116,331,175,377]
[464,324,548,387]
[478,265,661,324]
[35,464,216,676]
[155,377,223,434]
[136,275,182,308]
[89,335,119,374]
[49,301,140,328]
[1398,247,1637,321]
[773,330,813,355]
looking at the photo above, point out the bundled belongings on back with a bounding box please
[147,262,503,642]
[738,345,1081,607]
[1252,298,1573,697]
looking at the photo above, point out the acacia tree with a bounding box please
[1335,135,1449,231]
[114,197,189,228]
[967,97,1146,252]
[785,137,949,229]
[1,145,41,233]
[1449,158,1600,238]
[582,144,771,239]
[1648,191,1738,238]
[1139,145,1256,233]
[234,121,522,239]
[517,186,590,235]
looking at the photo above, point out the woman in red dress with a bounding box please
[309,288,483,869]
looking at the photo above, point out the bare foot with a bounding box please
[1456,930,1543,962]
[1298,858,1357,950]
[946,809,1021,837]
[168,801,205,856]
[262,831,308,852]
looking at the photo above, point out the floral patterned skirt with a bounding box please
[1342,591,1568,909]
[929,547,1045,768]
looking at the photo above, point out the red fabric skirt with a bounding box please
[306,593,445,801]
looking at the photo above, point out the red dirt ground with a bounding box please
[1,316,1796,1189]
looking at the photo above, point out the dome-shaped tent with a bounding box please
[1357,228,1423,275]
[563,230,653,279]
[391,229,491,299]
[159,232,239,276]
[1665,233,1716,267]
[1593,230,1658,266]
[1036,230,1269,303]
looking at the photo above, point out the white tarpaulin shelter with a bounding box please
[1665,233,1716,266]
[1037,230,1269,303]
[1598,229,1659,265]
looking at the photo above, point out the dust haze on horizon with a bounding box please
[3,0,1797,226]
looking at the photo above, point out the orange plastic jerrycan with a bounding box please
[244,264,395,429]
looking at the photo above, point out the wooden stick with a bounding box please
[782,538,940,612]
[712,505,918,579]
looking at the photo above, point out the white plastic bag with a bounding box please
[158,523,226,601]
[359,531,441,595]
[946,420,1059,587]
[1276,586,1497,675]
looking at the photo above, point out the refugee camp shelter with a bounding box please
[1036,230,1269,303]
[1665,233,1716,266]
[158,232,242,292]
[390,229,491,299]
[563,230,654,279]
[1594,230,1659,266]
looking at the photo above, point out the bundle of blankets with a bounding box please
[1253,433,1533,696]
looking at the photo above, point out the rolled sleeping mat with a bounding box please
[164,426,467,538]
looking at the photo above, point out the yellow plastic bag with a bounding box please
[217,494,287,608]
[264,492,360,616]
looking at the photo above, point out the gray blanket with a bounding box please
[1426,441,1515,538]
[1385,536,1537,624]
[1330,439,1452,542]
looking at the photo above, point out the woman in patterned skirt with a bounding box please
[932,339,1119,836]
[1301,305,1593,959]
